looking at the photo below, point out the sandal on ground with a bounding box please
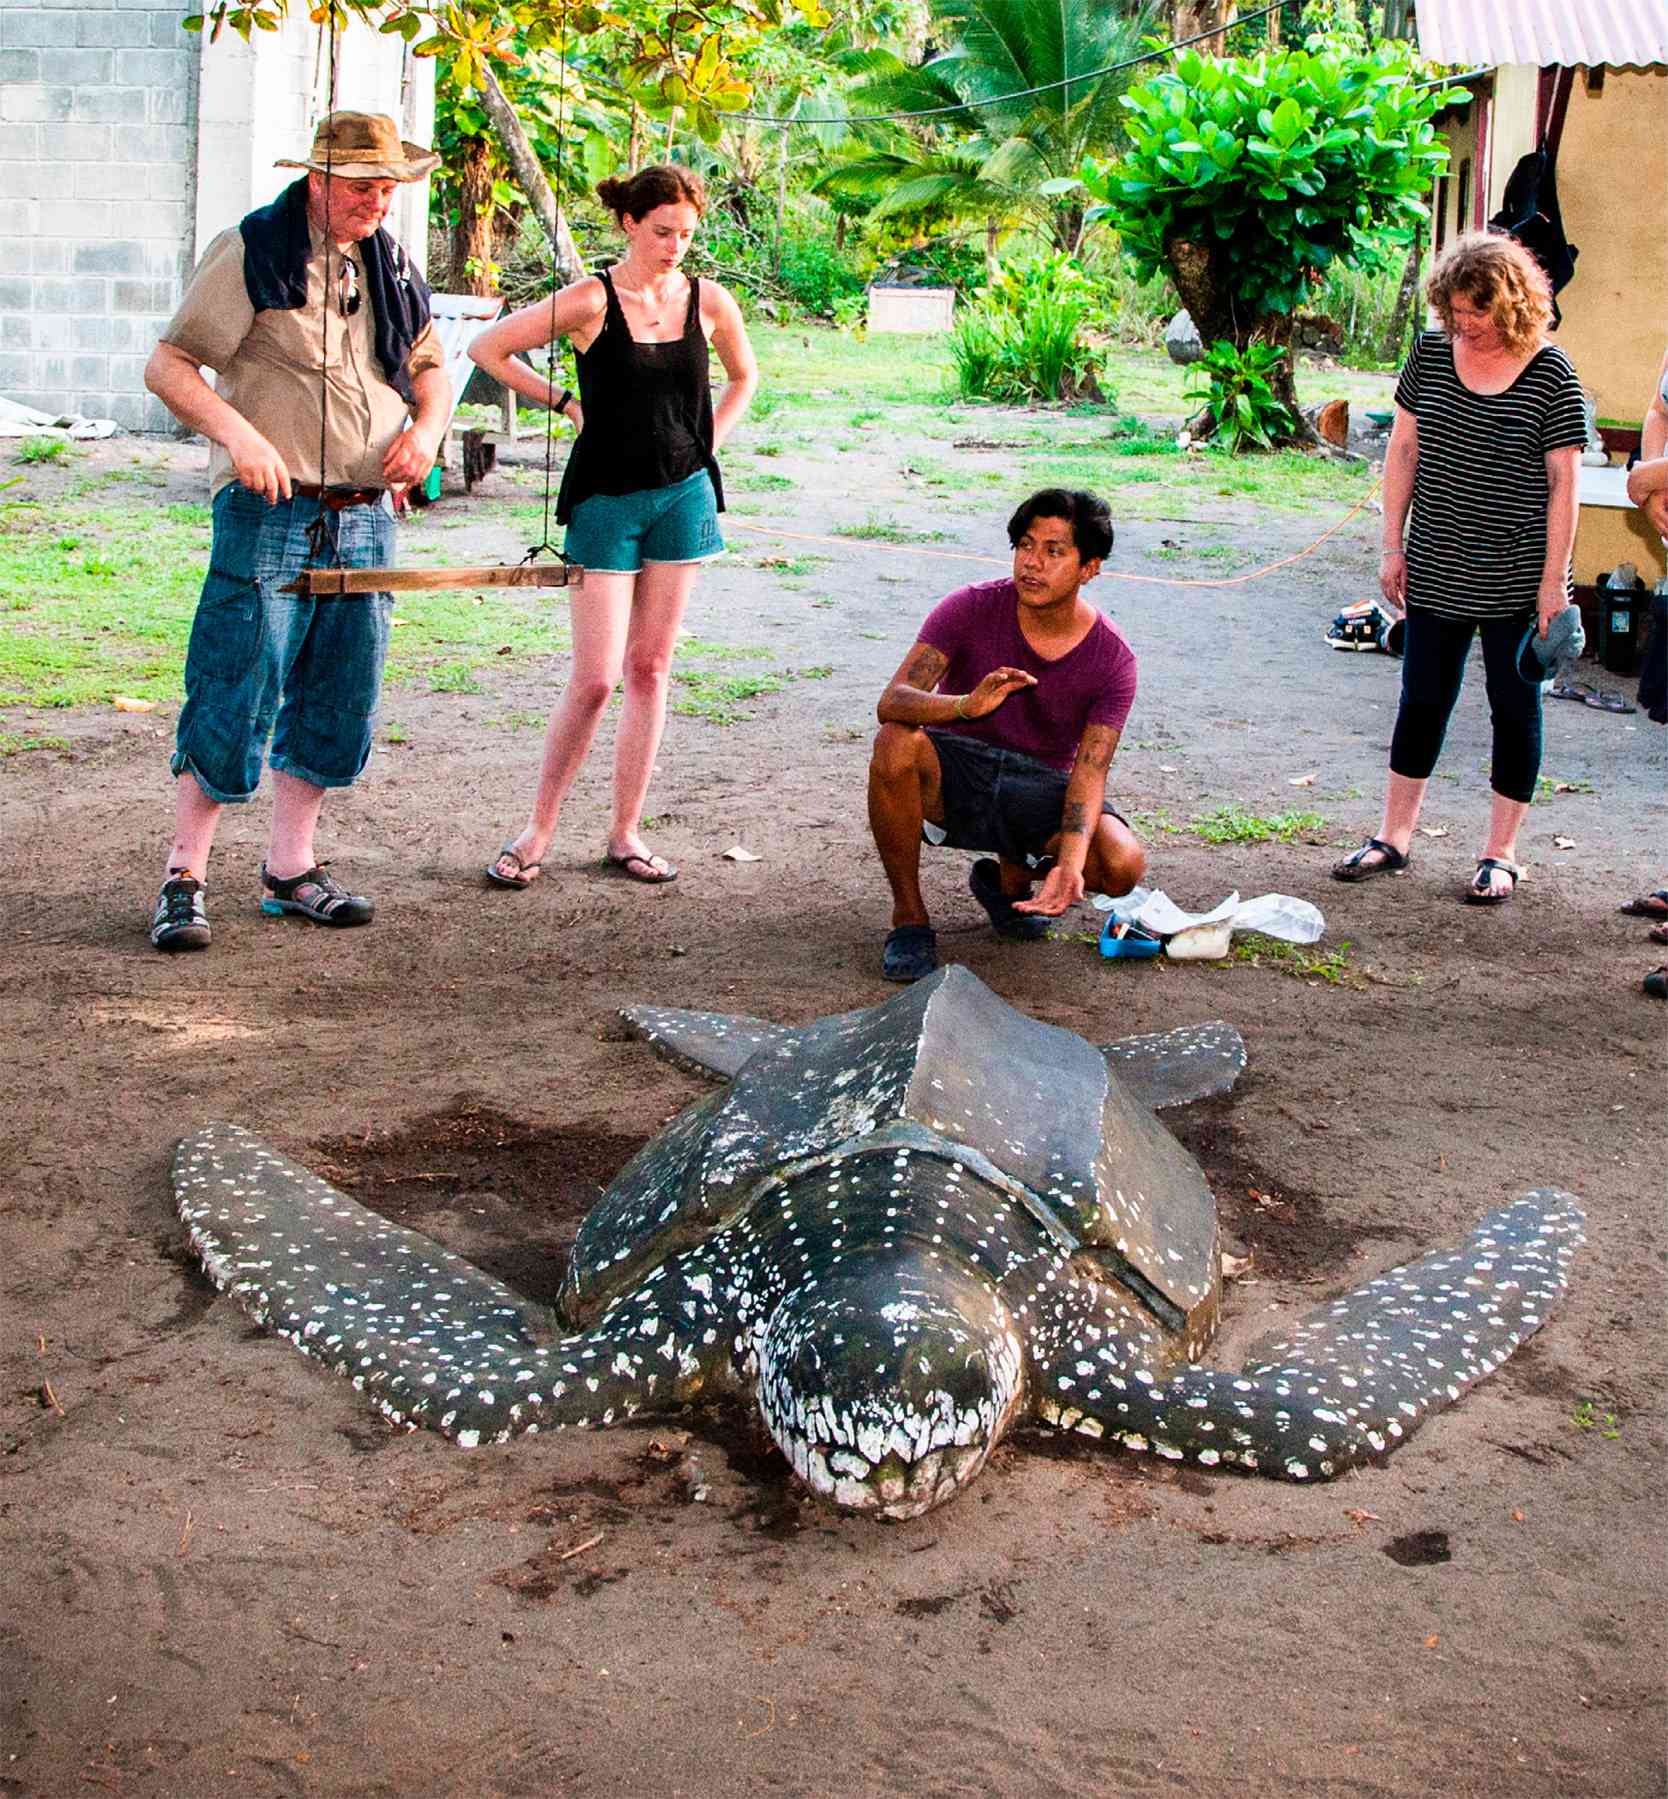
[1548,679,1593,703]
[1584,689,1637,715]
[602,850,678,885]
[881,924,938,983]
[259,862,373,927]
[486,843,542,889]
[1331,837,1410,883]
[969,857,1049,942]
[151,872,210,952]
[1464,857,1521,907]
[1645,966,1667,1000]
[1619,889,1668,920]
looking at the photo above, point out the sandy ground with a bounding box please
[3,407,1665,1799]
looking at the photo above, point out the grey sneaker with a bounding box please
[259,862,374,927]
[151,873,211,951]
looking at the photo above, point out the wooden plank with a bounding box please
[282,564,583,595]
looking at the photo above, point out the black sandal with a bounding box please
[1464,857,1520,906]
[1332,837,1410,883]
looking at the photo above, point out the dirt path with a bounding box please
[3,407,1664,1798]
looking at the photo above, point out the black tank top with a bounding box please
[555,268,724,524]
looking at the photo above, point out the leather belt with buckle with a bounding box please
[292,483,387,510]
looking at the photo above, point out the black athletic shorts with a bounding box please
[925,728,1127,868]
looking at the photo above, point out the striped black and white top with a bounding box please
[1395,329,1587,619]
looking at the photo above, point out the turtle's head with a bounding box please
[755,1250,1024,1519]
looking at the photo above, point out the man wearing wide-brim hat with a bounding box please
[143,112,451,952]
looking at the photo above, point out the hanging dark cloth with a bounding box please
[237,177,431,405]
[1489,73,1579,336]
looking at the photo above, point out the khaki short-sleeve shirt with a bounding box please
[161,219,443,498]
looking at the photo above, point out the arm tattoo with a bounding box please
[1060,800,1089,838]
[1074,724,1120,775]
[901,644,948,692]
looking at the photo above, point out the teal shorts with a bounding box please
[564,469,723,574]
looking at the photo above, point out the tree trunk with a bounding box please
[1386,234,1424,365]
[452,135,498,296]
[1172,1,1235,55]
[1256,310,1317,445]
[478,63,584,284]
[628,102,642,172]
[1165,235,1318,447]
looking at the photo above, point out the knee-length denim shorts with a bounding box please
[171,484,395,803]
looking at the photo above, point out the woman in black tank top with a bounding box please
[469,164,758,890]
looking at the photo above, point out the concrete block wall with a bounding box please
[0,9,433,435]
[0,5,198,430]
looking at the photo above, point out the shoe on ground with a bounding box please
[969,858,1049,941]
[259,862,374,927]
[151,872,211,952]
[881,924,938,983]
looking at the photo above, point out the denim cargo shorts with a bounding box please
[171,483,395,803]
[563,469,723,574]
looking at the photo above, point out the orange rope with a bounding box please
[729,479,1382,591]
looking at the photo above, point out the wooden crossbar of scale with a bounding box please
[281,563,584,596]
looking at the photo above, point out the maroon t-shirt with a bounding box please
[918,577,1137,773]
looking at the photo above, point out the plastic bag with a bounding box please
[1096,886,1325,948]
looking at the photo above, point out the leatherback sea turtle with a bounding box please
[174,967,1582,1519]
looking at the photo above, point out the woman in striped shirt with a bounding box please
[1334,234,1587,904]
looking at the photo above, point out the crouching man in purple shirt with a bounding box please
[867,488,1146,982]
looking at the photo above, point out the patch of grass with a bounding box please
[1127,808,1183,836]
[1536,774,1597,798]
[736,470,796,492]
[671,668,787,723]
[0,499,210,706]
[751,553,827,575]
[485,709,548,731]
[1231,933,1356,985]
[849,409,883,427]
[15,438,73,465]
[798,664,833,679]
[1192,806,1328,845]
[831,515,950,545]
[382,721,410,745]
[0,731,71,757]
[428,661,482,694]
[679,636,772,661]
[1571,1399,1621,1440]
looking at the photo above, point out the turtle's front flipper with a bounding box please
[174,1124,730,1445]
[1101,1021,1246,1111]
[1037,1193,1583,1479]
[619,1006,794,1080]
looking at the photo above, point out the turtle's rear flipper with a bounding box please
[1040,1193,1583,1478]
[619,1006,793,1080]
[1101,1021,1246,1110]
[174,1123,718,1446]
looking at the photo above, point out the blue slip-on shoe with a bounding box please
[881,924,938,982]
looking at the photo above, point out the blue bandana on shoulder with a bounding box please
[238,177,431,407]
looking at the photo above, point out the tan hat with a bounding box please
[276,111,439,183]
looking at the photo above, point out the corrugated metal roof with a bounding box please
[1415,0,1668,67]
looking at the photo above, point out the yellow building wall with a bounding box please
[1555,68,1668,429]
[1431,68,1666,426]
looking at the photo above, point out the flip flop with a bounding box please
[1618,889,1668,920]
[1583,690,1637,714]
[603,850,678,885]
[1464,857,1520,906]
[1332,837,1410,883]
[485,843,542,889]
[1548,680,1593,703]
